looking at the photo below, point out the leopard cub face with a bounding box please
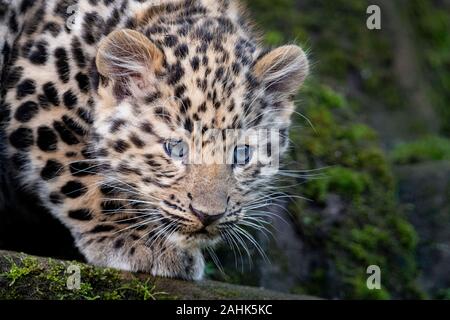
[90,25,308,249]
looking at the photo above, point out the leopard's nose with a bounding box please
[189,204,226,227]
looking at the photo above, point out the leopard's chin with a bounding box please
[171,228,221,249]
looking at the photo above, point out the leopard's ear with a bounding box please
[254,45,309,98]
[96,29,164,95]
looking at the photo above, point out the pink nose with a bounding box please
[189,204,226,226]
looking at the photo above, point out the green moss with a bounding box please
[349,275,391,300]
[245,0,404,111]
[435,288,450,300]
[304,166,370,202]
[246,0,449,136]
[264,30,284,46]
[405,0,450,135]
[390,136,450,165]
[0,254,170,300]
[285,83,423,299]
[3,257,41,286]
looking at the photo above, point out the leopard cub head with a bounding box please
[91,23,308,248]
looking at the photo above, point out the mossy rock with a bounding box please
[284,82,424,299]
[0,252,168,300]
[0,250,315,300]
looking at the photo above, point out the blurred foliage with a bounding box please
[0,256,168,300]
[247,0,450,136]
[246,0,403,110]
[391,136,450,165]
[287,83,422,299]
[436,288,450,300]
[405,0,450,135]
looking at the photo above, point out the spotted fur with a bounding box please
[0,0,308,280]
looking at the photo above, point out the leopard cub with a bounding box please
[0,0,308,279]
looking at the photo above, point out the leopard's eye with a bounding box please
[164,140,189,160]
[233,145,253,166]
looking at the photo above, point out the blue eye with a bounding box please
[233,145,252,166]
[164,140,188,160]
